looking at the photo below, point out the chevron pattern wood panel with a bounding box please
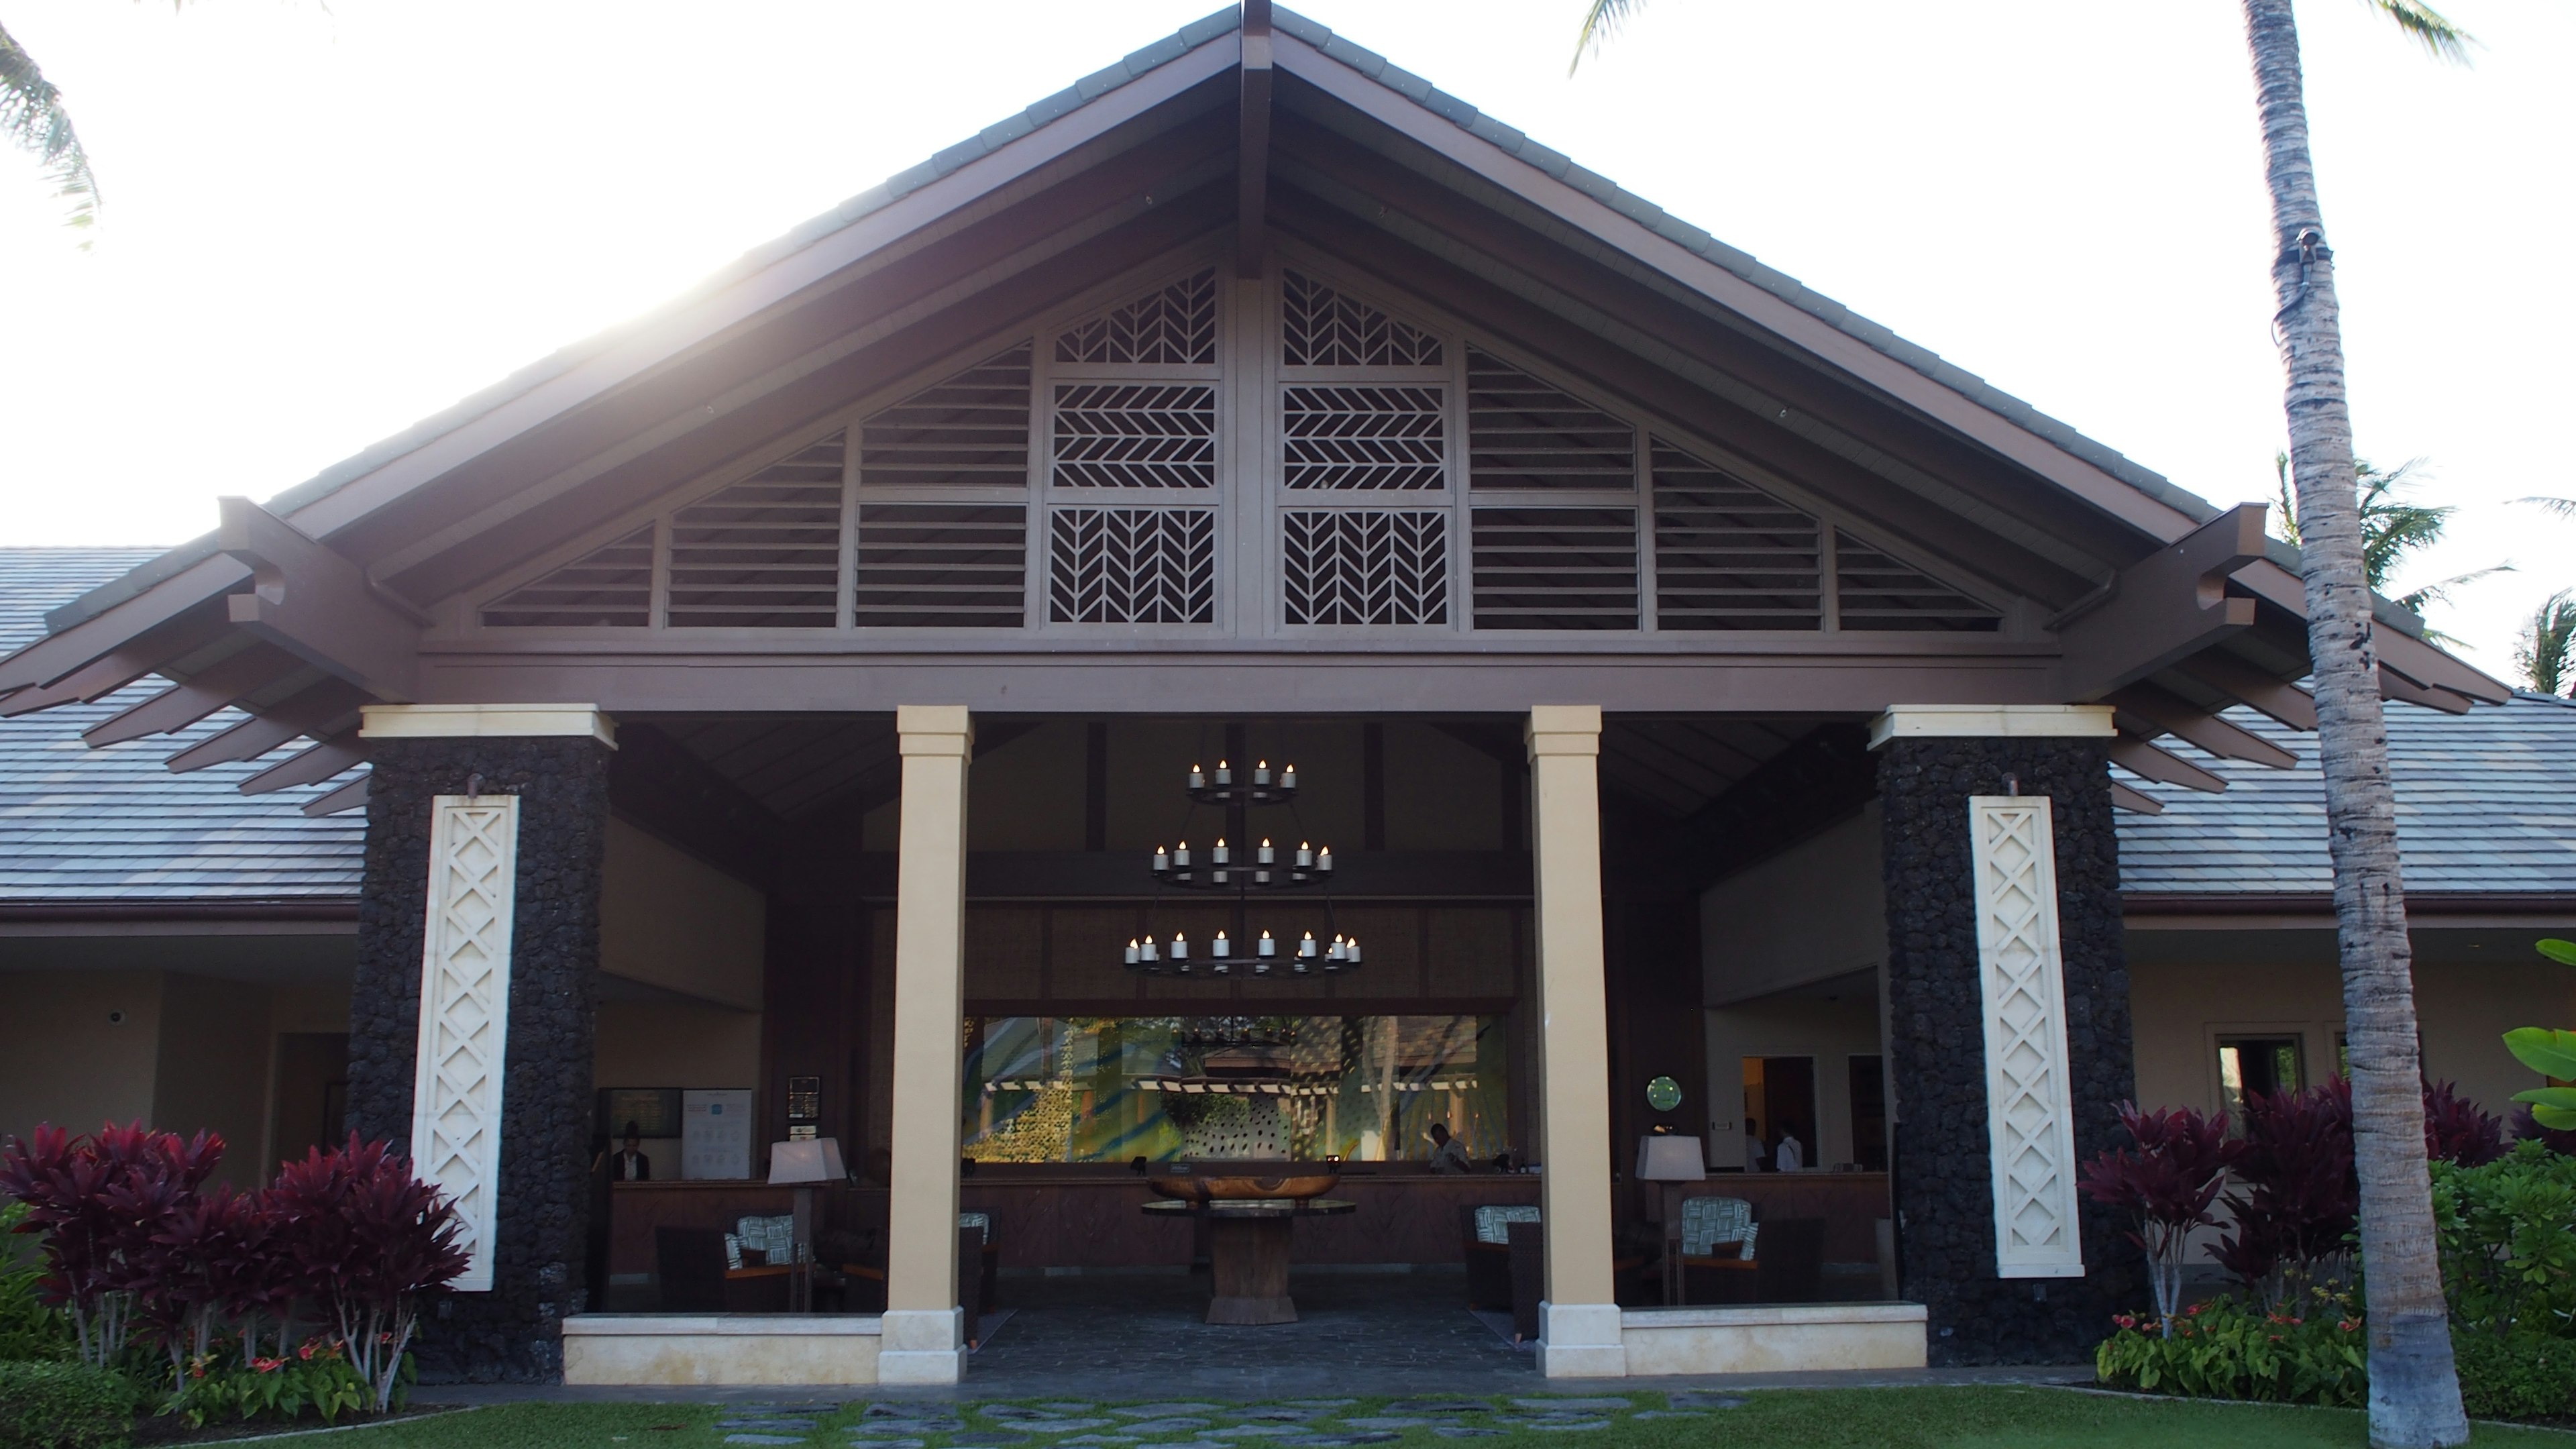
[409,794,518,1293]
[1051,384,1218,489]
[1282,271,1444,367]
[1283,386,1446,490]
[1969,795,2085,1279]
[1047,507,1217,624]
[1055,268,1218,365]
[1283,509,1450,626]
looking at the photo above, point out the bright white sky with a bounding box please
[1,1,2569,678]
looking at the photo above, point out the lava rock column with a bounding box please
[346,728,612,1382]
[1876,728,2138,1365]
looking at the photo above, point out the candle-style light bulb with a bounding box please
[1142,936,1160,963]
[1215,759,1232,786]
[1214,931,1231,957]
[1258,929,1277,957]
[1189,763,1205,789]
[1257,838,1275,865]
[1126,938,1141,965]
[1295,841,1313,868]
[1254,759,1272,786]
[1153,844,1170,871]
[1213,837,1229,865]
[1171,932,1188,960]
[1175,841,1190,867]
[1299,931,1319,959]
[1281,762,1297,790]
[1346,936,1362,964]
[1317,845,1334,872]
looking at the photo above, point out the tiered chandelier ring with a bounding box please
[1124,758,1360,977]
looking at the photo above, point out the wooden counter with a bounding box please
[959,1168,1541,1269]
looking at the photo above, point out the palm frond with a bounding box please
[0,19,99,246]
[1570,0,1647,75]
[2514,496,2576,521]
[2514,590,2576,697]
[2392,564,2510,616]
[2367,0,2475,63]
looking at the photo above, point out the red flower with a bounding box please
[298,1340,317,1360]
[2113,1314,2137,1330]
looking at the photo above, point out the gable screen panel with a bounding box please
[859,345,1032,488]
[1284,510,1449,625]
[853,504,1026,627]
[1052,384,1217,489]
[1467,348,1634,490]
[1651,442,1823,631]
[1048,507,1217,624]
[1282,272,1444,367]
[1055,269,1218,365]
[1470,508,1640,631]
[1283,386,1446,490]
[665,434,845,628]
[480,527,653,628]
[1835,530,2001,631]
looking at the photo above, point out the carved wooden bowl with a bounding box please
[1148,1166,1342,1201]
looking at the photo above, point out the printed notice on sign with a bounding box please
[682,1088,755,1180]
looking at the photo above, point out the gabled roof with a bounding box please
[0,551,362,906]
[2119,692,2576,900]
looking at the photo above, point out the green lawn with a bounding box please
[282,1388,2576,1449]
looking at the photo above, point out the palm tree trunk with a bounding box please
[2240,3,2465,1444]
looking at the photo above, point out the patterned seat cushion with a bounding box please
[1680,1195,1756,1258]
[960,1210,994,1245]
[1473,1203,1542,1244]
[734,1213,803,1265]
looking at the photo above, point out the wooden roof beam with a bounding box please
[1236,0,1274,279]
[219,497,423,702]
[2110,782,2165,814]
[0,610,231,718]
[2055,504,2267,702]
[301,772,370,818]
[2108,736,2226,794]
[2176,651,2318,731]
[83,642,306,747]
[2106,680,2298,768]
[240,733,367,796]
[2381,667,2474,714]
[164,678,366,774]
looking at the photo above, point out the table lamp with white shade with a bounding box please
[1636,1132,1707,1306]
[768,1136,846,1311]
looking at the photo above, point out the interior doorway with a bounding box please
[1741,1055,1817,1171]
[268,1032,348,1173]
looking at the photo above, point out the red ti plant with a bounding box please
[267,1136,469,1414]
[2213,1078,2359,1307]
[2080,1102,2242,1335]
[2422,1079,2505,1167]
[0,1122,217,1368]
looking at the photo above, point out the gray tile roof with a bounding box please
[2117,694,2576,897]
[0,549,364,904]
[45,3,2219,638]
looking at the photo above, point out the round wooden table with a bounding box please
[1142,1197,1356,1325]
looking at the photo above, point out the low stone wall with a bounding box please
[1619,1303,1928,1376]
[562,1314,883,1387]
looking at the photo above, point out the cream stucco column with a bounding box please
[878,705,974,1385]
[1525,705,1625,1379]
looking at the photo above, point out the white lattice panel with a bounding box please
[1047,507,1216,624]
[1283,510,1449,625]
[1051,384,1217,489]
[1282,272,1444,367]
[1283,386,1446,490]
[410,795,519,1293]
[1968,796,2085,1279]
[1055,269,1217,365]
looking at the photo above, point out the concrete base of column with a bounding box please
[875,1308,967,1385]
[1536,1301,1627,1379]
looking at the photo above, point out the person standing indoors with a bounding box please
[1773,1121,1805,1173]
[1742,1118,1768,1172]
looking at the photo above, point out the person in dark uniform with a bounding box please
[599,1123,651,1181]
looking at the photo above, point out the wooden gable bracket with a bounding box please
[217,496,425,704]
[2055,503,2266,704]
[1236,0,1275,279]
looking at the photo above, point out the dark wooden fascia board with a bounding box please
[1271,32,2205,547]
[2054,504,2266,702]
[1236,0,1275,279]
[0,900,360,928]
[2125,892,2576,924]
[219,497,423,702]
[1268,189,2088,606]
[1273,115,2145,583]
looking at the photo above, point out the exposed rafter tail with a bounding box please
[85,645,303,747]
[2108,736,2226,793]
[2110,782,2165,814]
[2176,653,2318,731]
[301,772,370,817]
[241,734,368,796]
[2106,682,2298,768]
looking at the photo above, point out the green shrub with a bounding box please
[164,1338,372,1429]
[0,1360,131,1449]
[2430,1139,2576,1334]
[2093,1291,2367,1406]
[0,1207,70,1363]
[2453,1330,2576,1421]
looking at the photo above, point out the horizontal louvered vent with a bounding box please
[1283,386,1445,490]
[1049,507,1216,624]
[853,504,1026,627]
[480,527,654,627]
[1052,384,1217,488]
[1467,348,1633,490]
[1283,272,1444,367]
[1835,530,2000,631]
[1651,442,1823,631]
[1284,510,1448,625]
[859,345,1032,488]
[1470,508,1639,630]
[667,435,845,628]
[1056,269,1218,365]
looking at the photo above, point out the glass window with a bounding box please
[962,1014,1507,1165]
[2216,1034,2306,1121]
